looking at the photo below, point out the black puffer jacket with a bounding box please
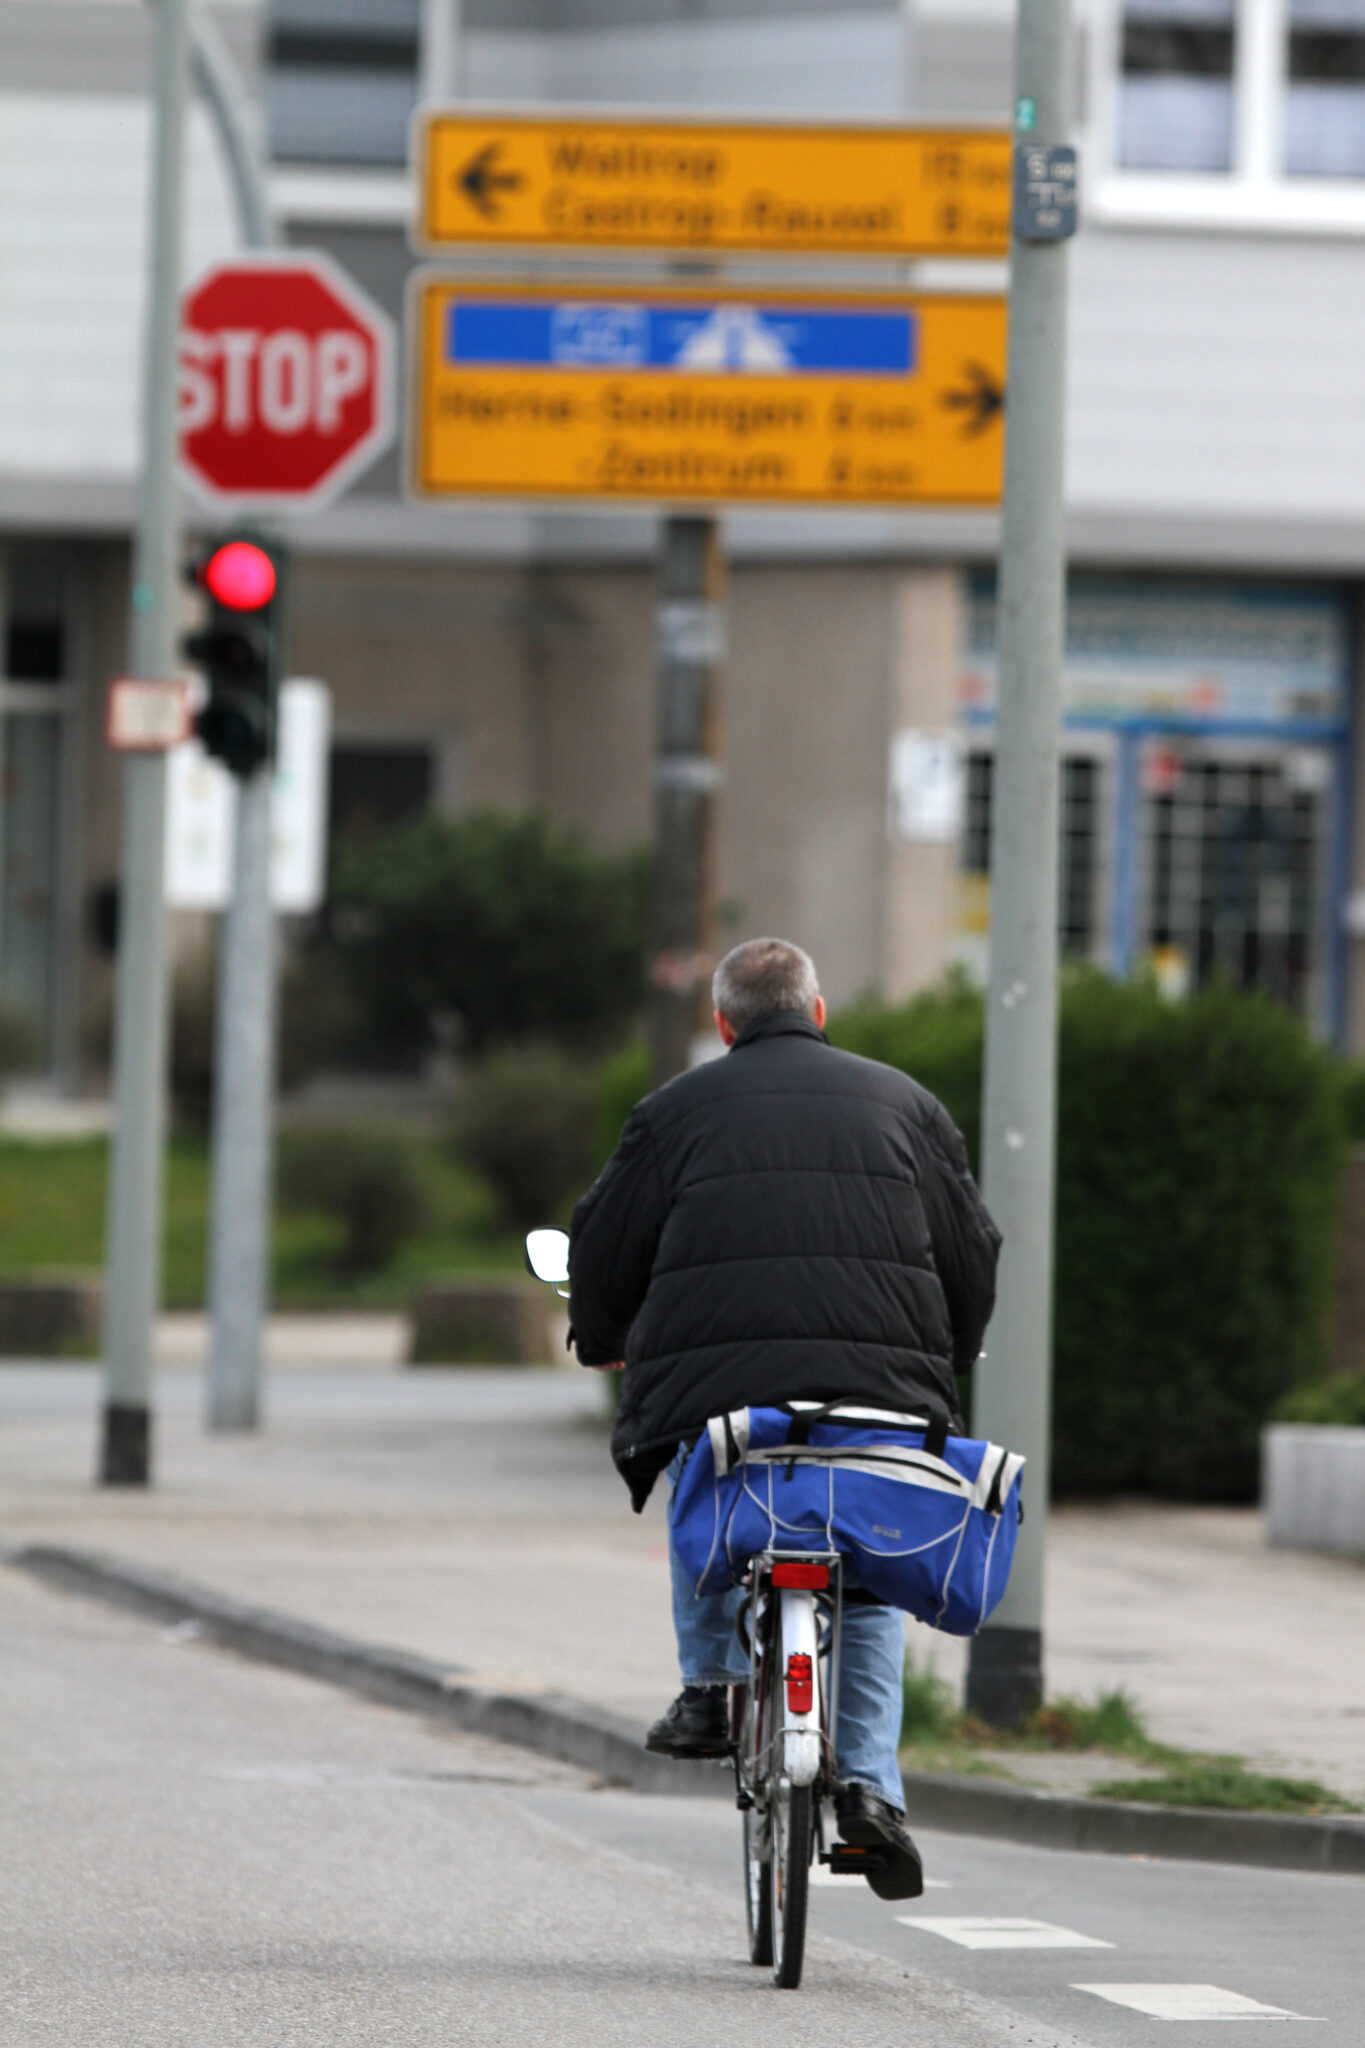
[569,1011,1001,1509]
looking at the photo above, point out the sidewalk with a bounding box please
[2,1354,1363,1805]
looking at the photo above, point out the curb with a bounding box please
[5,1543,728,1802]
[900,1770,1365,1877]
[9,1542,1365,1876]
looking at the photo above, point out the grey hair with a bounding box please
[712,937,821,1031]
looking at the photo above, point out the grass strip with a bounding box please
[1091,1763,1361,1816]
[900,1655,1361,1815]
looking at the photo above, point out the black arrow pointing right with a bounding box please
[459,142,525,220]
[941,361,1005,436]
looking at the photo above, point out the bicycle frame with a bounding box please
[734,1548,842,1806]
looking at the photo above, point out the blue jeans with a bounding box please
[665,1449,907,1811]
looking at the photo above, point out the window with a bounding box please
[1119,0,1237,170]
[1286,0,1365,175]
[5,553,66,683]
[1144,754,1326,1012]
[1105,0,1365,195]
[328,744,433,847]
[266,0,420,168]
[961,751,1103,960]
[0,547,74,1066]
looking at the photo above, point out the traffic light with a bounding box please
[182,536,282,777]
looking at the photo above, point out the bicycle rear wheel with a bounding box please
[769,1779,812,1989]
[743,1804,774,1965]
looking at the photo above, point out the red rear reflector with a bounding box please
[771,1561,828,1588]
[785,1652,814,1715]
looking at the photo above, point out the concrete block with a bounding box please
[0,1277,102,1358]
[1263,1424,1365,1556]
[409,1280,554,1366]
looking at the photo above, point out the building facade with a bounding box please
[5,0,1365,1087]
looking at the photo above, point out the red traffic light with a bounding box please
[202,540,276,611]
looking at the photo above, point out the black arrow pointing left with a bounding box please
[459,142,524,220]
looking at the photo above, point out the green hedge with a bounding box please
[1273,1373,1365,1427]
[325,810,649,1065]
[838,975,1345,1502]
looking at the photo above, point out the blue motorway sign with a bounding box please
[446,298,917,375]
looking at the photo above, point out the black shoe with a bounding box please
[834,1784,925,1901]
[644,1688,731,1759]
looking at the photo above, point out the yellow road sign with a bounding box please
[409,279,1005,509]
[416,111,1011,259]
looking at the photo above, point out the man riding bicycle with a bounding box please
[567,937,1001,1900]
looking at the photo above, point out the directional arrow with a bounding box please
[941,360,1005,436]
[458,142,525,220]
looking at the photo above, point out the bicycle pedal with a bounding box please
[823,1844,890,1875]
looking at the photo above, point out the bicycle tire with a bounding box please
[769,1779,812,1989]
[743,1804,774,1965]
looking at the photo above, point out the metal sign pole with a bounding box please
[191,39,284,1437]
[99,0,191,1485]
[205,742,278,1431]
[965,0,1077,1719]
[648,516,724,1087]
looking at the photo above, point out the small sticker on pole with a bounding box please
[106,676,194,751]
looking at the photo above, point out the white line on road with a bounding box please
[810,1867,952,1889]
[898,1917,1114,1950]
[1073,1984,1325,2021]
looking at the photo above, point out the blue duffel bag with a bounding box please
[670,1398,1025,1636]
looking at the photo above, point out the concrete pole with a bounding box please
[648,516,725,1087]
[100,0,191,1485]
[964,0,1074,1720]
[205,757,276,1430]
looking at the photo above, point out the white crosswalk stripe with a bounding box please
[898,1916,1114,1950]
[1073,1984,1324,2021]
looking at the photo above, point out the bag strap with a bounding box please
[783,1395,951,1462]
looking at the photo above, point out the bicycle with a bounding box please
[523,1227,891,1993]
[731,1547,892,1989]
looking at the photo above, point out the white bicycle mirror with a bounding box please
[525,1227,571,1295]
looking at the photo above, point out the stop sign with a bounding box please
[178,252,394,511]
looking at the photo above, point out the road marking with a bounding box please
[1073,1984,1324,2021]
[810,1867,952,1889]
[898,1916,1114,1950]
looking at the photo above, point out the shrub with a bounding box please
[326,810,649,1066]
[829,972,985,1169]
[1340,1062,1365,1143]
[1272,1373,1365,1427]
[595,1038,651,1168]
[1052,975,1342,1501]
[0,1001,40,1081]
[275,1124,431,1275]
[276,945,364,1094]
[451,1044,600,1234]
[900,1655,957,1745]
[828,973,1345,1503]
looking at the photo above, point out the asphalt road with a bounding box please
[4,1567,1359,2047]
